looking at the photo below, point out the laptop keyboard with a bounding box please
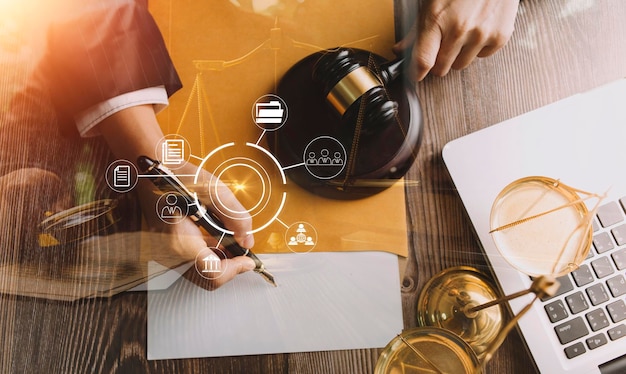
[541,197,626,359]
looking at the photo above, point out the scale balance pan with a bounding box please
[267,48,422,200]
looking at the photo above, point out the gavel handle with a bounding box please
[378,58,404,84]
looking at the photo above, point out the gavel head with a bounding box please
[270,47,422,199]
[311,48,399,136]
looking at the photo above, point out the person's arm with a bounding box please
[394,0,520,81]
[43,1,255,287]
[45,1,182,135]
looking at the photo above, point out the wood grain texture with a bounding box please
[1,0,625,373]
[403,0,626,373]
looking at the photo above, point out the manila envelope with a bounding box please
[149,0,409,257]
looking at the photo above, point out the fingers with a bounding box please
[393,16,442,82]
[211,180,255,249]
[396,0,519,81]
[477,43,504,58]
[450,28,506,71]
[234,232,255,250]
[412,20,443,81]
[392,23,416,55]
[212,256,256,289]
[161,168,256,289]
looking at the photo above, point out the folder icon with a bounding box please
[255,101,284,124]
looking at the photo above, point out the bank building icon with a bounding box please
[201,253,221,273]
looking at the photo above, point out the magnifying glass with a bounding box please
[38,199,120,247]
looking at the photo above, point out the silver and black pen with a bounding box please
[137,155,276,286]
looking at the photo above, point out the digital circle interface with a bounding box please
[195,142,287,236]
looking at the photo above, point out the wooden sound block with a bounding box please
[267,48,422,199]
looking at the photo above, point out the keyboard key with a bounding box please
[591,257,615,278]
[585,308,610,331]
[592,219,600,233]
[607,300,626,323]
[593,232,615,254]
[608,324,626,341]
[564,342,586,359]
[620,197,626,213]
[565,291,589,314]
[586,283,610,306]
[571,264,594,286]
[612,224,626,246]
[545,300,569,323]
[606,274,626,297]
[612,248,626,270]
[541,274,574,301]
[597,201,624,227]
[555,317,589,344]
[586,333,608,350]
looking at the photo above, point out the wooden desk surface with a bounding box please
[1,0,626,373]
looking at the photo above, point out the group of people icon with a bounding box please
[288,223,315,246]
[306,149,343,166]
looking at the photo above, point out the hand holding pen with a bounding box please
[137,156,276,287]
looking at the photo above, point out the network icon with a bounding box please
[105,94,339,276]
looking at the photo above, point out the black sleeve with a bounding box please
[44,0,182,132]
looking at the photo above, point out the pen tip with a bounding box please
[260,269,277,287]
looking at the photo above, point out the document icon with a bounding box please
[113,165,131,188]
[162,139,185,165]
[255,100,284,124]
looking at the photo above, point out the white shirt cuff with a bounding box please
[74,86,169,137]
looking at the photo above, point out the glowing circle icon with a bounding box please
[211,158,271,219]
[195,142,288,236]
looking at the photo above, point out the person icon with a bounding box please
[305,236,315,245]
[160,193,183,219]
[294,223,308,244]
[317,149,331,164]
[332,151,343,165]
[306,151,318,165]
[288,236,298,245]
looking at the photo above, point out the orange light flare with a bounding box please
[0,0,82,46]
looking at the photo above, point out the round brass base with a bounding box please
[416,266,504,359]
[375,327,481,374]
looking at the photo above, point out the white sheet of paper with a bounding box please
[147,251,403,359]
[126,261,193,292]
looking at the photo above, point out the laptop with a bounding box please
[442,79,626,373]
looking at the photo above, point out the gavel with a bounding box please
[270,47,421,199]
[312,48,404,135]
